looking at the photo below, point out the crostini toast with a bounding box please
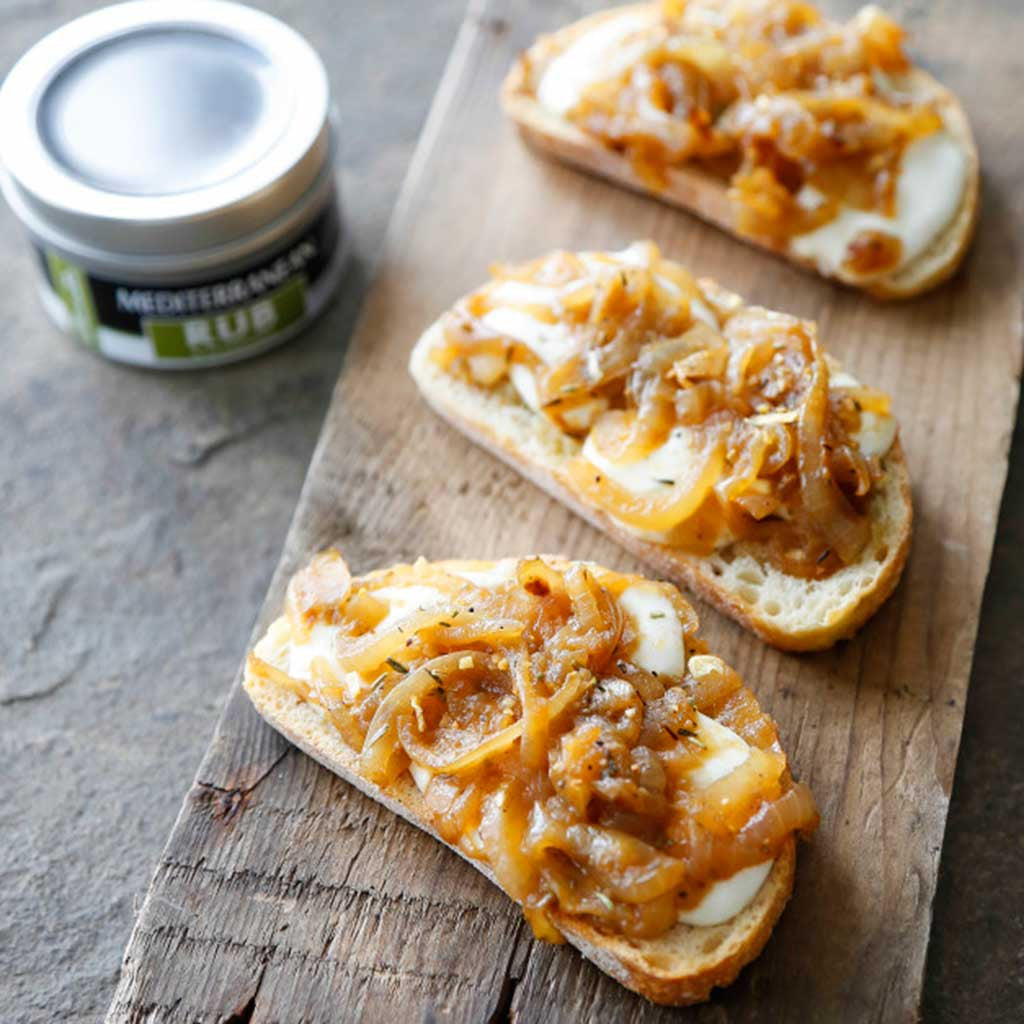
[245,550,817,1004]
[502,2,979,298]
[410,242,912,649]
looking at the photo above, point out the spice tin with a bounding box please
[0,0,344,368]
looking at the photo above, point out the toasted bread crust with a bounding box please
[552,840,795,1004]
[243,564,800,1006]
[410,329,913,651]
[501,3,979,299]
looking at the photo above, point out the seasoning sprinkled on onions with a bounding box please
[253,550,819,942]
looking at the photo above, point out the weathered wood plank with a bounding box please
[109,0,1023,1020]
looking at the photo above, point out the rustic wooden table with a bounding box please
[1,1,1021,1022]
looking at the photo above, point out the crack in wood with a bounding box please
[129,921,494,994]
[220,962,267,1024]
[156,858,508,923]
[193,749,292,824]
[488,919,531,1024]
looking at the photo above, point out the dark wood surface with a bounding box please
[75,0,1024,1020]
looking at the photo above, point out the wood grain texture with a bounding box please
[108,0,1024,1021]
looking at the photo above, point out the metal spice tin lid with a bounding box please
[0,0,332,266]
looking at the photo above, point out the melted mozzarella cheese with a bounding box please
[828,368,897,460]
[267,584,447,703]
[854,410,898,459]
[537,10,656,114]
[480,308,579,366]
[619,583,686,677]
[285,622,347,684]
[582,426,701,495]
[509,361,542,411]
[690,712,751,788]
[409,762,433,793]
[261,564,774,927]
[690,297,719,330]
[678,859,774,926]
[792,131,967,278]
[451,561,517,588]
[371,585,447,632]
[677,712,774,925]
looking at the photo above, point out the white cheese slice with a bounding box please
[409,762,433,793]
[286,622,347,685]
[537,10,657,115]
[489,279,561,308]
[690,712,751,789]
[828,368,897,459]
[450,561,517,588]
[791,131,967,278]
[677,859,774,926]
[796,183,827,212]
[618,582,686,677]
[370,585,447,632]
[479,308,579,366]
[509,361,542,411]
[853,410,897,459]
[582,426,701,495]
[690,297,719,330]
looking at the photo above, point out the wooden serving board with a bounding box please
[109,1,1024,1020]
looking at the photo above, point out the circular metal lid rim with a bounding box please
[0,0,331,255]
[1,125,340,281]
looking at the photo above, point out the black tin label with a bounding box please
[37,199,342,366]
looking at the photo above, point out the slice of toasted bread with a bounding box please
[410,322,913,652]
[244,553,802,1006]
[501,3,979,299]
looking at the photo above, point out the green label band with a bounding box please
[46,250,100,350]
[144,276,307,358]
[34,198,342,366]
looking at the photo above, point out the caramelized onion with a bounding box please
[285,549,352,638]
[696,747,786,835]
[247,654,310,699]
[797,341,870,563]
[440,238,889,578]
[360,652,491,784]
[260,553,819,944]
[401,668,594,776]
[734,782,820,852]
[569,430,726,533]
[337,608,523,676]
[687,654,743,712]
[563,0,931,251]
[562,825,689,904]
